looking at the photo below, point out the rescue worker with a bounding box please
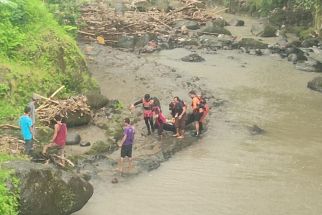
[130,94,155,135]
[188,90,203,136]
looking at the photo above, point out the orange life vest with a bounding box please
[143,98,153,117]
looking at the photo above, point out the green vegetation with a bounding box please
[0,154,21,215]
[0,0,97,123]
[45,0,89,37]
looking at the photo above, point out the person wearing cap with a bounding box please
[130,94,155,135]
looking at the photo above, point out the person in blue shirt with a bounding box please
[19,106,33,155]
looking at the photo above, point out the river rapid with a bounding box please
[74,46,322,215]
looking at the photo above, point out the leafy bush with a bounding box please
[0,154,21,215]
[0,0,97,122]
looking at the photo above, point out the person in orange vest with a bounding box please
[130,94,155,135]
[198,97,209,134]
[188,90,203,136]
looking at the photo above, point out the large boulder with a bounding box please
[181,53,205,62]
[117,35,137,49]
[307,77,322,93]
[301,38,320,48]
[296,58,322,73]
[66,133,81,145]
[85,90,109,110]
[251,23,277,37]
[65,111,91,127]
[261,24,277,37]
[212,18,229,27]
[235,38,268,49]
[173,19,200,30]
[201,22,232,35]
[2,160,93,215]
[199,34,234,49]
[229,18,245,26]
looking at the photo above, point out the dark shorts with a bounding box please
[121,144,133,158]
[192,111,202,122]
[24,139,33,155]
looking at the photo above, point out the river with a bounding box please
[74,46,322,215]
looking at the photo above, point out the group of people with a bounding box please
[19,97,67,166]
[18,90,209,171]
[130,90,209,138]
[117,90,209,172]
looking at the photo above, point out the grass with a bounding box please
[0,154,22,215]
[0,0,97,123]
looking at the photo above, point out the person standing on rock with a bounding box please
[118,118,135,173]
[42,115,67,166]
[130,94,155,135]
[173,96,187,139]
[189,90,203,136]
[19,106,33,155]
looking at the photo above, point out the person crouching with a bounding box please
[42,115,67,166]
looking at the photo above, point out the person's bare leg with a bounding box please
[173,128,179,137]
[60,149,65,167]
[42,144,49,155]
[128,157,132,171]
[195,122,200,136]
[177,129,184,139]
[119,157,124,173]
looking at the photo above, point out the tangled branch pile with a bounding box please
[37,95,91,125]
[79,0,224,44]
[0,136,24,154]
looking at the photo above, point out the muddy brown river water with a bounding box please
[74,47,322,215]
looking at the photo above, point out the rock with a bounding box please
[85,90,109,110]
[65,111,91,127]
[80,142,91,147]
[247,125,265,135]
[86,141,118,155]
[212,18,229,27]
[2,160,93,215]
[296,57,322,72]
[173,19,200,30]
[181,53,205,62]
[235,38,268,49]
[250,23,264,36]
[261,24,277,37]
[111,177,119,184]
[255,49,263,56]
[117,35,137,49]
[287,53,298,64]
[229,18,245,26]
[199,35,233,49]
[301,38,320,48]
[66,133,81,145]
[201,22,232,35]
[307,77,322,93]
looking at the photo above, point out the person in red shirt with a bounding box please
[42,115,67,166]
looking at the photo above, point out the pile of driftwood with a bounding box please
[36,89,91,126]
[0,136,24,154]
[78,0,225,44]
